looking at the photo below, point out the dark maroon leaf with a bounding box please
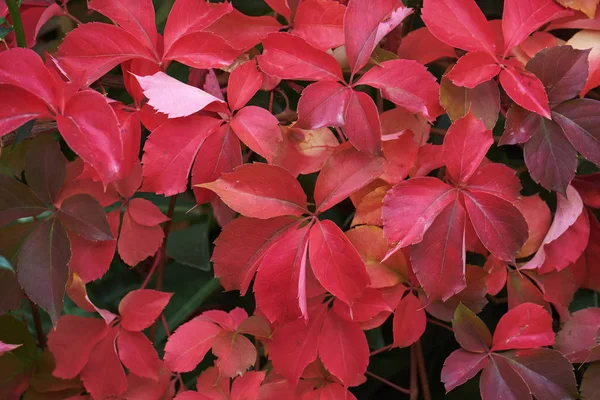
[526,45,590,105]
[24,138,67,204]
[552,99,600,167]
[0,175,47,227]
[452,303,492,353]
[17,217,71,324]
[582,362,600,400]
[57,194,113,241]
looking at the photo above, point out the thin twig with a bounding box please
[6,0,27,48]
[427,318,454,332]
[28,299,46,348]
[410,344,419,400]
[430,127,446,136]
[416,340,432,400]
[370,344,392,357]
[365,371,411,395]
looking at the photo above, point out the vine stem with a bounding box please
[427,318,454,332]
[6,0,26,48]
[365,371,411,395]
[410,344,419,400]
[28,299,46,348]
[369,344,392,357]
[149,195,178,341]
[416,340,432,400]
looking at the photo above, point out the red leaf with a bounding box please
[421,0,496,55]
[484,257,508,296]
[80,327,127,399]
[411,196,467,300]
[356,59,443,121]
[397,26,457,65]
[466,164,522,202]
[199,163,307,219]
[318,310,369,386]
[0,86,50,137]
[309,219,369,304]
[382,177,456,253]
[162,0,232,53]
[442,350,489,393]
[141,116,223,196]
[462,190,528,263]
[314,143,384,213]
[163,32,241,70]
[57,90,127,185]
[17,217,70,324]
[555,308,600,363]
[254,222,310,323]
[118,208,164,266]
[258,32,343,82]
[212,216,299,293]
[446,52,501,88]
[117,329,160,380]
[56,23,158,86]
[212,331,256,378]
[68,209,119,283]
[164,316,222,372]
[264,0,291,20]
[452,303,492,353]
[269,305,326,385]
[344,0,412,74]
[492,303,554,351]
[381,132,420,185]
[230,106,282,162]
[228,61,263,111]
[192,125,242,205]
[498,66,551,119]
[292,0,346,51]
[47,315,109,379]
[393,292,426,348]
[206,9,282,52]
[88,0,157,49]
[127,198,169,227]
[443,113,493,184]
[502,0,572,54]
[343,89,383,155]
[302,383,358,400]
[58,194,113,241]
[118,289,172,332]
[231,371,266,400]
[333,288,393,323]
[296,81,350,130]
[135,72,227,118]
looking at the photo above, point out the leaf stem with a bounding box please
[410,344,419,400]
[28,299,46,348]
[369,344,392,357]
[427,317,454,332]
[416,340,432,400]
[365,371,410,395]
[6,0,26,48]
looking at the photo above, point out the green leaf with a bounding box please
[12,119,35,149]
[0,26,12,40]
[166,223,210,271]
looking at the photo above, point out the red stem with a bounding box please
[365,371,411,395]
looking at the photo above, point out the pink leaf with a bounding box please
[198,163,308,219]
[296,81,350,130]
[318,310,369,386]
[118,289,172,332]
[446,52,501,88]
[309,220,369,304]
[230,106,282,163]
[421,0,496,55]
[0,341,21,356]
[443,112,493,184]
[258,32,343,82]
[492,303,554,351]
[135,72,227,118]
[228,60,263,111]
[502,0,572,54]
[164,316,223,373]
[393,292,426,348]
[141,116,223,196]
[356,59,443,121]
[499,66,551,119]
[231,371,266,400]
[344,0,413,74]
[117,329,161,380]
[343,89,383,155]
[555,308,600,363]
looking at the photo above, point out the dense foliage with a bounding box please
[1,0,600,399]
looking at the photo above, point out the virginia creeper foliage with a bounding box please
[1,0,600,399]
